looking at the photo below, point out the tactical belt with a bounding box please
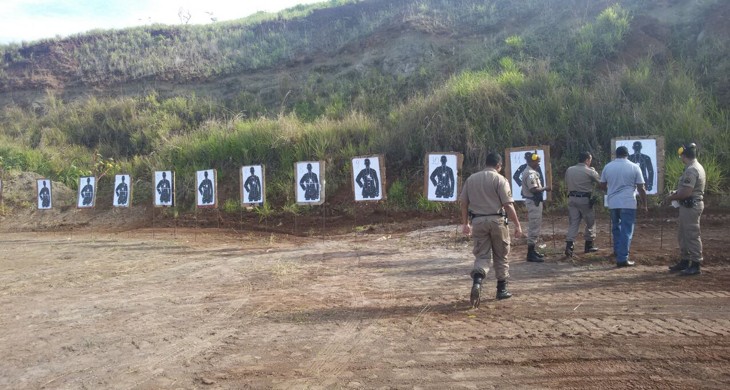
[469,211,505,219]
[569,191,592,198]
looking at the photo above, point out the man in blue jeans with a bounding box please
[599,146,648,267]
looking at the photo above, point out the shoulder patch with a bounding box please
[507,190,512,198]
[684,178,692,184]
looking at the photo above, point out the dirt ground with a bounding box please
[1,209,730,389]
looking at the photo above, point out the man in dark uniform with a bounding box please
[300,163,320,201]
[460,152,523,308]
[115,176,129,206]
[244,167,262,203]
[355,158,379,198]
[198,171,214,204]
[157,172,172,204]
[81,177,94,206]
[665,143,706,276]
[430,155,455,198]
[628,141,654,191]
[564,151,601,256]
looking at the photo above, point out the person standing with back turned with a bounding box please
[664,143,705,276]
[599,146,648,267]
[564,151,601,256]
[460,152,523,308]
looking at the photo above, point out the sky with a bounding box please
[0,0,325,44]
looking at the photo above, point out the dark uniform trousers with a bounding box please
[471,215,511,281]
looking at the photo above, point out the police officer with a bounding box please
[665,143,706,276]
[513,151,544,188]
[521,151,551,262]
[564,151,601,256]
[460,152,523,308]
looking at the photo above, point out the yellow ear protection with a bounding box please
[531,151,540,161]
[678,143,697,156]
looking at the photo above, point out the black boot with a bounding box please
[470,274,484,308]
[668,259,689,273]
[496,280,512,300]
[680,261,701,276]
[526,245,544,262]
[565,241,574,257]
[584,241,599,253]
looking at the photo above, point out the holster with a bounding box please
[589,195,599,208]
[680,198,696,208]
[532,192,544,207]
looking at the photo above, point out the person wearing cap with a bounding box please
[628,141,654,191]
[460,152,523,308]
[564,151,601,256]
[513,151,544,188]
[664,143,706,276]
[521,151,551,262]
[599,146,648,267]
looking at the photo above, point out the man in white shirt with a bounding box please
[599,146,648,267]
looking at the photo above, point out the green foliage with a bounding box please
[415,194,444,212]
[282,203,301,216]
[222,198,241,214]
[0,0,728,214]
[664,155,725,195]
[574,4,631,69]
[386,179,411,210]
[505,35,524,50]
[252,202,275,222]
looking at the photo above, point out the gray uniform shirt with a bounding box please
[566,163,600,193]
[678,160,706,200]
[520,165,542,199]
[460,168,513,215]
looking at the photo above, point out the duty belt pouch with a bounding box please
[589,195,598,208]
[680,198,696,208]
[533,192,544,207]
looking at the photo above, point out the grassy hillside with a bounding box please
[0,0,728,213]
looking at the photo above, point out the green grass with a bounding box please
[0,1,728,211]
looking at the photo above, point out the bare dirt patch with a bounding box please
[1,210,729,389]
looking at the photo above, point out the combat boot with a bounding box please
[584,241,599,253]
[526,245,544,262]
[680,261,701,276]
[470,274,484,308]
[565,241,574,257]
[496,280,512,300]
[668,259,690,273]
